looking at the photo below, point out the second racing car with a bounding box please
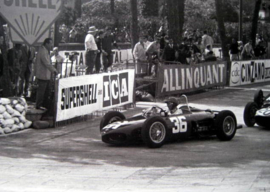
[244,89,270,128]
[100,95,242,148]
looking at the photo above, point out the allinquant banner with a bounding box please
[157,62,227,97]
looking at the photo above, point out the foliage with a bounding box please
[141,0,159,17]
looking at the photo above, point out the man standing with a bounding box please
[7,43,22,96]
[35,38,58,110]
[51,47,64,76]
[18,44,36,97]
[133,35,148,75]
[146,34,161,77]
[201,31,214,51]
[85,26,98,74]
[102,27,116,72]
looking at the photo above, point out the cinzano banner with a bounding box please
[230,60,270,86]
[157,62,227,97]
[56,69,135,122]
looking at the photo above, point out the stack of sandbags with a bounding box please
[0,97,32,135]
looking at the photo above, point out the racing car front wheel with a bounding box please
[142,116,168,148]
[100,111,126,131]
[215,110,237,141]
[243,102,258,127]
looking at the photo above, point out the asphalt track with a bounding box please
[0,82,270,192]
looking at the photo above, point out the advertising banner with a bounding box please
[59,48,134,65]
[230,60,270,86]
[0,0,63,46]
[157,62,227,97]
[56,69,135,122]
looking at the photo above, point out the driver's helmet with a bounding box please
[164,97,179,112]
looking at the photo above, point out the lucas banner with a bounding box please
[230,60,270,86]
[56,69,135,122]
[157,62,227,97]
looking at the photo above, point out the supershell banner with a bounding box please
[230,60,270,86]
[157,62,227,97]
[56,69,135,122]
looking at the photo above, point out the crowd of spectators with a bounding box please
[133,29,218,77]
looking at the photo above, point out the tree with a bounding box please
[130,0,139,48]
[167,0,185,43]
[250,0,262,47]
[215,0,229,62]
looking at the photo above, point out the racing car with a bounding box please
[244,89,270,128]
[100,95,242,148]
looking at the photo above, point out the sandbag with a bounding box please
[24,121,32,129]
[5,105,14,114]
[3,127,12,134]
[18,123,24,130]
[0,128,4,135]
[19,115,26,123]
[13,117,20,124]
[0,105,6,114]
[3,111,12,119]
[0,98,11,105]
[12,110,21,117]
[3,119,15,127]
[15,104,24,112]
[11,124,19,132]
[0,114,3,119]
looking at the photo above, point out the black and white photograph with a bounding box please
[0,0,270,191]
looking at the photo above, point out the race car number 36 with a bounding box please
[169,117,187,133]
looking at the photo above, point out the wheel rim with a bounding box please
[223,116,235,135]
[149,122,166,143]
[109,116,122,124]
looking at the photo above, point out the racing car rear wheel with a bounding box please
[254,89,264,108]
[100,111,126,131]
[243,102,258,127]
[216,110,237,141]
[142,116,168,148]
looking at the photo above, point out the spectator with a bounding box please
[69,27,77,43]
[201,30,214,52]
[189,38,201,64]
[177,38,191,64]
[102,27,117,72]
[163,38,176,62]
[229,38,239,61]
[204,45,216,61]
[7,43,22,96]
[133,35,148,75]
[254,40,266,59]
[95,30,104,73]
[51,47,64,76]
[84,26,98,74]
[35,38,58,110]
[241,40,254,60]
[18,44,36,97]
[146,34,161,77]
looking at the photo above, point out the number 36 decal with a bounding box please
[169,117,187,133]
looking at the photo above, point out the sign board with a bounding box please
[0,0,63,46]
[230,60,270,86]
[156,62,227,97]
[55,69,135,122]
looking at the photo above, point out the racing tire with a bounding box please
[243,102,258,127]
[254,89,264,108]
[215,110,237,141]
[100,111,126,131]
[142,116,168,148]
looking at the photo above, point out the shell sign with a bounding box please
[0,0,63,46]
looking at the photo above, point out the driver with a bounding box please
[164,97,182,115]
